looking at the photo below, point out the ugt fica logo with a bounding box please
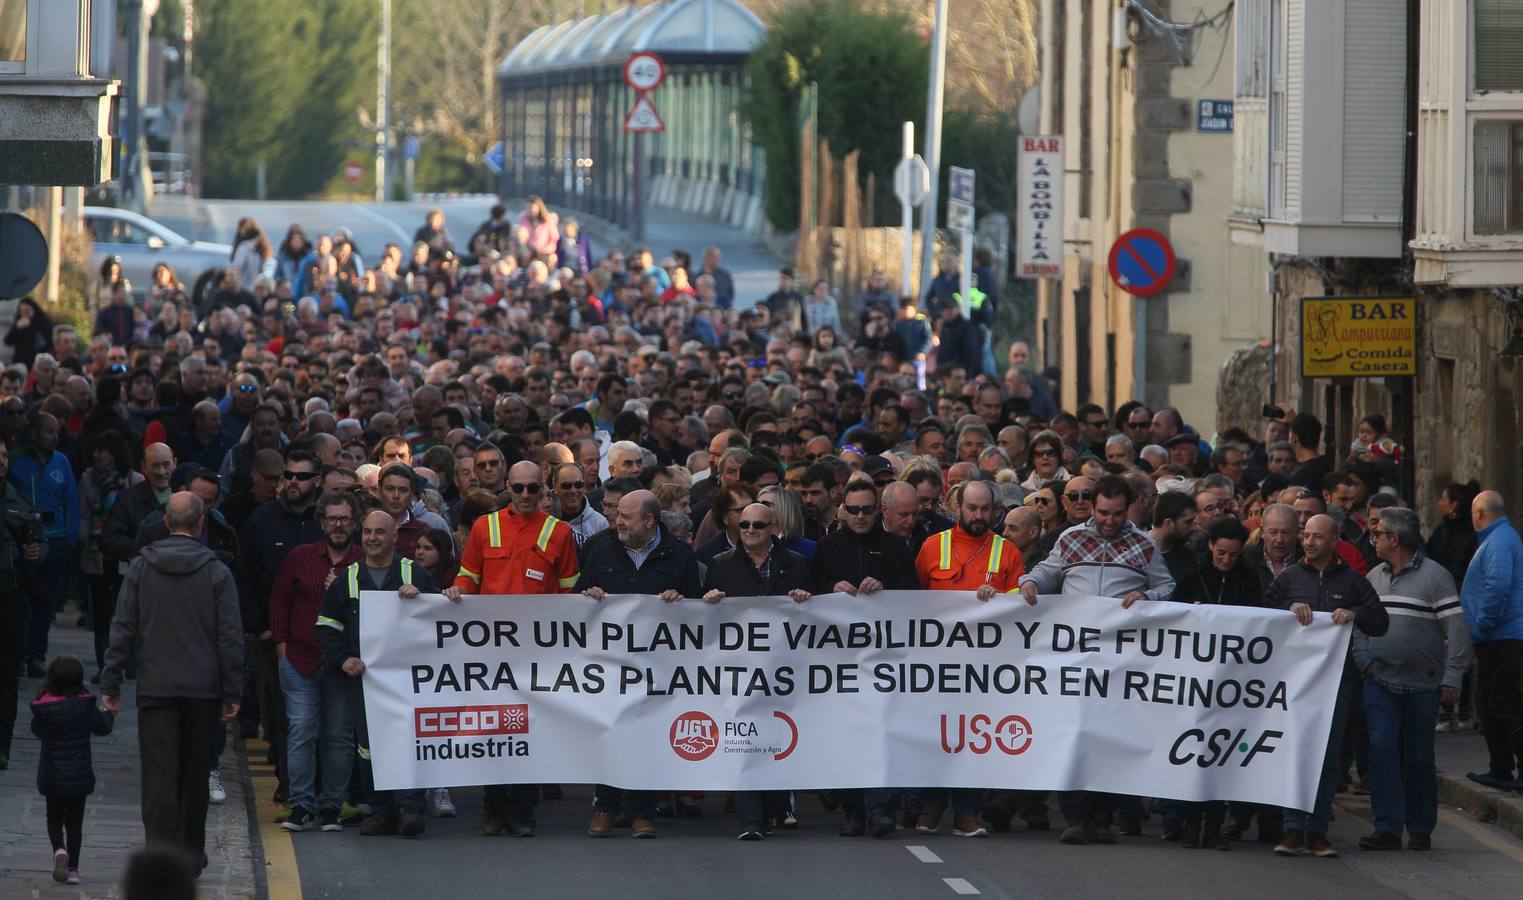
[669,711,718,761]
[939,713,1034,755]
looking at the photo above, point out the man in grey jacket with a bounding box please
[103,492,242,877]
[1354,507,1471,851]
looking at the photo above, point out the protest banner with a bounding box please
[360,590,1347,809]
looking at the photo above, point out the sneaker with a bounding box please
[1307,833,1338,858]
[1059,822,1089,845]
[505,818,536,838]
[430,788,456,818]
[838,817,865,837]
[281,808,316,832]
[339,803,365,825]
[319,810,343,832]
[588,811,615,837]
[1358,830,1401,851]
[52,849,69,883]
[1407,832,1431,851]
[1161,819,1183,842]
[868,813,897,837]
[209,771,227,805]
[1274,830,1308,856]
[66,869,80,885]
[738,823,766,841]
[398,809,425,837]
[915,804,946,833]
[631,819,657,839]
[952,815,988,837]
[1434,718,1457,733]
[781,805,799,829]
[359,815,398,836]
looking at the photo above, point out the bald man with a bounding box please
[318,509,444,837]
[1265,513,1388,859]
[101,443,178,576]
[1462,490,1523,790]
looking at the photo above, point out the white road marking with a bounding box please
[349,204,411,243]
[943,877,980,895]
[906,845,942,863]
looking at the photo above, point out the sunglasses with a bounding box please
[1032,496,1053,506]
[843,503,878,516]
[1033,448,1059,458]
[282,470,320,482]
[1083,419,1107,428]
[509,482,544,494]
[723,392,743,401]
[737,520,771,530]
[558,481,585,490]
[1065,490,1095,502]
[1126,421,1150,430]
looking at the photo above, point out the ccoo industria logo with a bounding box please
[413,704,530,762]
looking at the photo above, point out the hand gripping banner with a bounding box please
[359,590,1347,809]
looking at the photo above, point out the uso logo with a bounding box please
[669,711,718,761]
[415,704,529,738]
[939,713,1033,755]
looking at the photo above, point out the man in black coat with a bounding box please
[701,501,811,840]
[577,489,701,838]
[1265,513,1389,860]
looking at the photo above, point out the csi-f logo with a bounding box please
[1169,728,1282,767]
[414,704,528,738]
[940,714,1034,755]
[670,711,718,761]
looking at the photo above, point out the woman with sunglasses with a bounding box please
[1020,430,1069,492]
[1028,481,1067,537]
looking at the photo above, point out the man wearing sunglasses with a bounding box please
[445,460,580,838]
[552,461,607,548]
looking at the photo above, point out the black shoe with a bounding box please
[399,809,425,837]
[1120,818,1142,837]
[1059,822,1089,845]
[820,790,840,812]
[1202,823,1229,851]
[1161,820,1182,842]
[673,797,703,819]
[738,823,766,841]
[480,812,506,836]
[280,808,316,832]
[359,815,398,836]
[319,810,342,832]
[901,804,922,829]
[1181,820,1202,849]
[25,660,45,678]
[1222,820,1246,841]
[505,818,535,837]
[868,813,896,837]
[981,798,1014,833]
[1407,832,1431,851]
[1358,830,1402,851]
[838,817,865,837]
[1467,771,1514,790]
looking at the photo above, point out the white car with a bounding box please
[83,206,232,299]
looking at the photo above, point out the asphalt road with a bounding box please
[271,784,1523,899]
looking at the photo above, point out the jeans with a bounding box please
[594,785,656,821]
[1364,679,1441,836]
[735,790,787,829]
[138,696,221,864]
[978,328,997,378]
[0,588,22,758]
[280,658,356,814]
[1475,641,1523,779]
[1283,672,1356,835]
[354,679,421,818]
[23,538,68,662]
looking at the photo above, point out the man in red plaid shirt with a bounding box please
[269,491,362,833]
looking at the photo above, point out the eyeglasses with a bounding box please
[558,481,585,490]
[282,470,320,482]
[321,515,354,525]
[736,520,771,530]
[509,482,544,494]
[1065,490,1095,502]
[1083,419,1108,428]
[843,503,878,516]
[1032,448,1059,459]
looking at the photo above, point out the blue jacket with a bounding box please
[8,447,78,544]
[1461,517,1523,643]
[30,692,113,798]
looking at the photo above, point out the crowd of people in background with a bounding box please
[1,194,1520,881]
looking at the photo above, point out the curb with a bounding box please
[1437,772,1523,839]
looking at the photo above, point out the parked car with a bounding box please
[82,206,232,300]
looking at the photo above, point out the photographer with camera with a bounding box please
[8,412,76,680]
[0,436,45,769]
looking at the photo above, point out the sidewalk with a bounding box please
[1436,728,1523,839]
[0,604,258,898]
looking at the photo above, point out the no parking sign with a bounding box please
[1107,228,1176,297]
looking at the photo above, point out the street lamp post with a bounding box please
[376,0,391,203]
[917,0,949,299]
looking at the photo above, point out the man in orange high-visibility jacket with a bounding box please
[910,479,1023,840]
[443,460,578,837]
[449,461,580,597]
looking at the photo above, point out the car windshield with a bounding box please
[88,214,181,247]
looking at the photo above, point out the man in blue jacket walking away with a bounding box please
[1460,491,1523,789]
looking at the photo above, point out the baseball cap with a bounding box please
[253,448,285,479]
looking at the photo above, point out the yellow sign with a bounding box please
[1300,296,1416,378]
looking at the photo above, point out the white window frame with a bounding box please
[1470,0,1523,97]
[1464,112,1523,239]
[0,0,37,75]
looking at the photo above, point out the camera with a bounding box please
[1262,404,1284,419]
[6,507,45,546]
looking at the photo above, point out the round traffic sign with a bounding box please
[344,162,364,183]
[0,212,47,300]
[1107,227,1176,297]
[623,52,666,92]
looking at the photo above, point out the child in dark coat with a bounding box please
[30,654,113,885]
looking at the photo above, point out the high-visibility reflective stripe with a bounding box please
[400,558,413,585]
[316,615,345,631]
[558,574,579,589]
[487,512,502,548]
[988,536,1005,574]
[938,531,952,570]
[457,565,480,583]
[357,746,371,761]
[536,518,557,552]
[347,564,359,598]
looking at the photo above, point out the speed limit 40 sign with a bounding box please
[624,53,666,93]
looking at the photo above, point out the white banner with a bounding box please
[1017,135,1064,278]
[360,591,1347,809]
